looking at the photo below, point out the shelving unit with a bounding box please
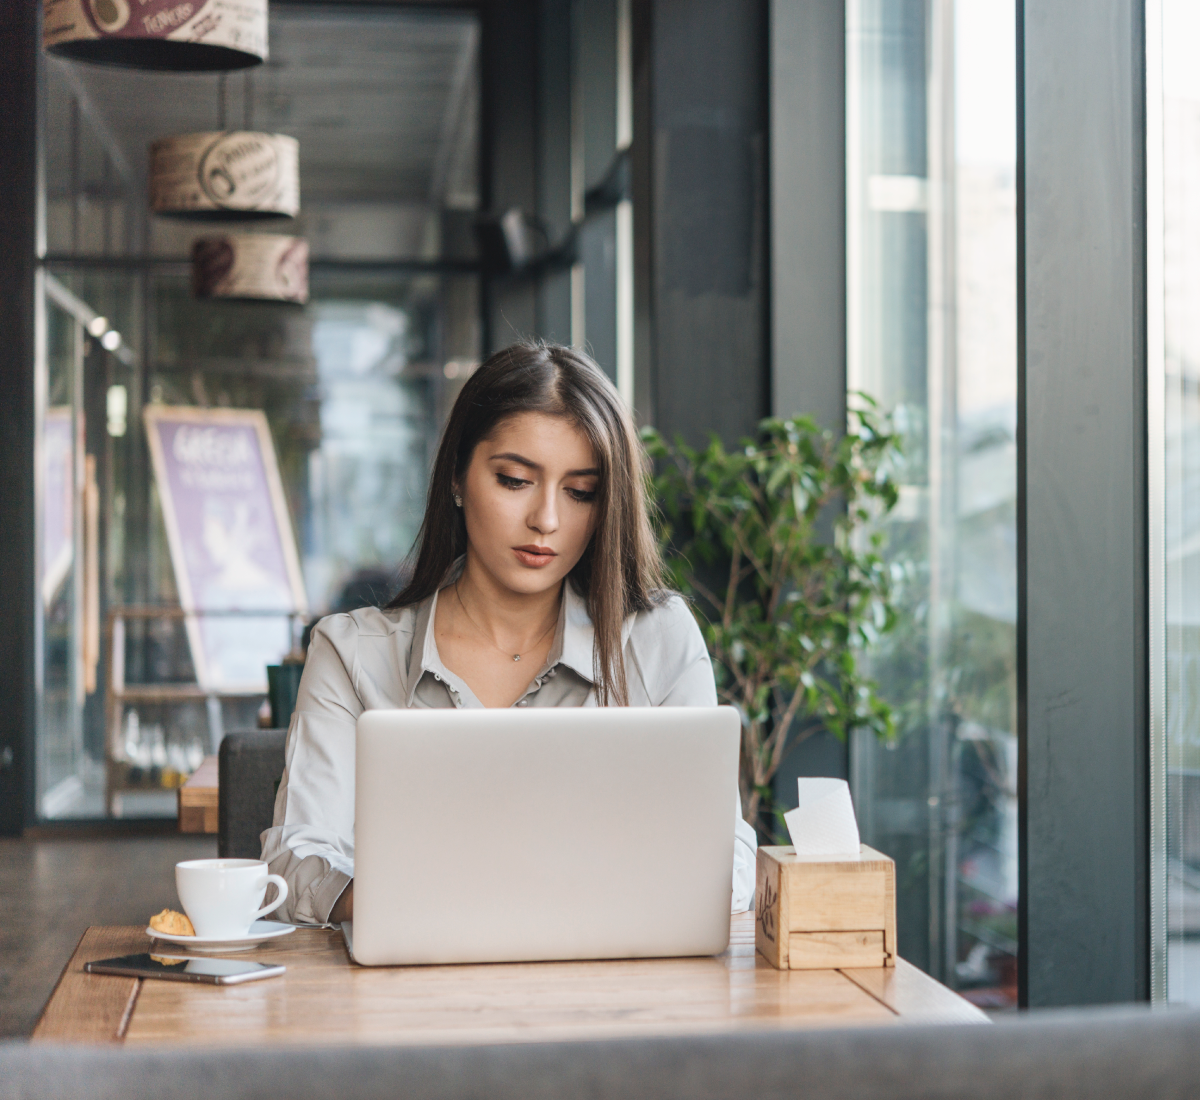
[104,606,296,817]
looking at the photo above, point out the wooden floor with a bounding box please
[0,833,216,1038]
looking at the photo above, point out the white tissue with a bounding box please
[784,778,861,856]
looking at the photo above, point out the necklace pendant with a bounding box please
[513,654,521,662]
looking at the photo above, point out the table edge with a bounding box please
[36,924,986,1044]
[30,926,88,1039]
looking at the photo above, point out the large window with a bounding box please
[1159,0,1200,1006]
[36,5,480,820]
[847,0,1017,1006]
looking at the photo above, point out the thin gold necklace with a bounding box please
[453,581,557,662]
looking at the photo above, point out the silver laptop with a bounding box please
[344,705,740,966]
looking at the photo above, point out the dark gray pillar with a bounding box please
[0,1,38,834]
[481,0,540,352]
[768,1,848,795]
[576,0,619,381]
[536,0,573,344]
[631,0,654,423]
[1019,0,1148,1005]
[645,0,769,447]
[769,0,845,432]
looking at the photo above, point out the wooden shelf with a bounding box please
[114,684,261,703]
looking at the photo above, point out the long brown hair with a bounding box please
[388,341,666,705]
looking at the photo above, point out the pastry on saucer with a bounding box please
[149,908,195,936]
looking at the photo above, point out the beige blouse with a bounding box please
[260,578,758,924]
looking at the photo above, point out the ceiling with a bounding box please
[45,4,480,213]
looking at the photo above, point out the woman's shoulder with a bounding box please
[625,592,713,704]
[630,591,699,632]
[310,603,419,648]
[627,592,708,661]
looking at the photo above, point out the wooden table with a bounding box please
[177,755,218,834]
[32,912,986,1046]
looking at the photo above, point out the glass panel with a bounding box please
[40,270,146,818]
[44,58,139,258]
[37,297,84,818]
[1162,0,1200,1006]
[146,269,472,616]
[37,2,481,820]
[847,0,1018,1006]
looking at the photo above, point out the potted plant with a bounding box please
[642,403,901,837]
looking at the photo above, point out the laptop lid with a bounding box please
[351,706,740,966]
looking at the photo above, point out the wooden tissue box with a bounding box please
[754,845,896,970]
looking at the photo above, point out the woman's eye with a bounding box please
[566,487,597,503]
[496,473,528,489]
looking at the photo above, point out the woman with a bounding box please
[261,342,757,925]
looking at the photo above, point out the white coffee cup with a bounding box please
[175,858,289,939]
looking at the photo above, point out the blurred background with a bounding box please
[8,0,1197,1013]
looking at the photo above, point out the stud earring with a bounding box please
[454,493,463,507]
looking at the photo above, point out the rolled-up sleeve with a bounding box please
[731,799,757,912]
[650,599,758,913]
[260,620,362,924]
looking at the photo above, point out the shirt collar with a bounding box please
[556,581,597,684]
[405,585,441,705]
[554,583,638,686]
[405,560,613,703]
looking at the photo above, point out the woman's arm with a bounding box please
[329,882,353,924]
[730,799,758,912]
[260,618,363,924]
[640,597,759,912]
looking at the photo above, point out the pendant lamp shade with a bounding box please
[192,234,308,304]
[43,0,267,71]
[151,132,299,220]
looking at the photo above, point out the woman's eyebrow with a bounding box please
[488,452,599,477]
[488,451,540,469]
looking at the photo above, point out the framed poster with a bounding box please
[144,406,307,692]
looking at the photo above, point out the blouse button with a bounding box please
[518,699,528,707]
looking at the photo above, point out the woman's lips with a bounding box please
[513,545,557,567]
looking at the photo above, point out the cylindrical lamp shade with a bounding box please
[151,132,299,220]
[192,234,309,304]
[43,0,266,71]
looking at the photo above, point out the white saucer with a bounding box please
[145,920,296,953]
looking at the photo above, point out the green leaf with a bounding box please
[647,402,902,809]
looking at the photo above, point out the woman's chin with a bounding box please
[486,561,568,597]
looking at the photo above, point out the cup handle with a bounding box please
[252,874,289,922]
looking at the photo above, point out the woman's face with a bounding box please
[457,412,600,597]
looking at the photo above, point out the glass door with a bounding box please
[1154,0,1200,1006]
[37,278,113,819]
[38,288,83,818]
[847,0,1018,1005]
[36,2,482,821]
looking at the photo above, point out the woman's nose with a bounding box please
[528,487,559,534]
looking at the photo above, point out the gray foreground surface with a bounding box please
[4,1005,1200,1100]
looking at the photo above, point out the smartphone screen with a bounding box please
[84,953,286,984]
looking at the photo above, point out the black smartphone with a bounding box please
[84,953,286,984]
